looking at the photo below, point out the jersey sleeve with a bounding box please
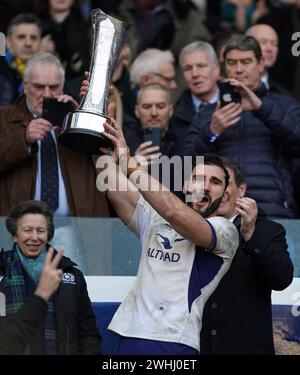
[127,196,154,239]
[206,216,239,260]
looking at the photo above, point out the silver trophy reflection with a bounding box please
[59,9,130,154]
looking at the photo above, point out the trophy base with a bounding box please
[59,128,113,154]
[58,111,113,154]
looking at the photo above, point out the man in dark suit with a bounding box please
[246,24,290,96]
[169,41,220,156]
[200,158,294,355]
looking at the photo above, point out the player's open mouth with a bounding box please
[196,195,210,206]
[201,195,209,203]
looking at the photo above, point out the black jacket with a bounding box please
[168,89,197,156]
[267,75,291,97]
[0,247,101,355]
[0,56,21,106]
[200,211,294,355]
[40,13,90,80]
[0,295,48,355]
[123,114,176,157]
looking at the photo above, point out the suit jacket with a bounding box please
[168,89,197,157]
[0,95,110,217]
[200,211,294,355]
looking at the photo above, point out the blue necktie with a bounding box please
[198,101,208,112]
[40,132,59,212]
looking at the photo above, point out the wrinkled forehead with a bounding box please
[225,49,257,62]
[183,49,210,65]
[17,213,48,229]
[28,62,63,84]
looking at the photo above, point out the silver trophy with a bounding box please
[58,9,130,154]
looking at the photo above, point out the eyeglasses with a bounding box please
[153,73,176,83]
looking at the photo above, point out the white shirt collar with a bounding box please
[192,89,220,112]
[228,213,239,223]
[261,73,269,90]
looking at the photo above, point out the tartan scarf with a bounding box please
[3,244,58,354]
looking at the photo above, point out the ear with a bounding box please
[222,190,229,203]
[134,105,140,119]
[140,74,151,86]
[23,80,29,95]
[239,182,247,198]
[213,64,221,80]
[258,58,264,74]
[6,36,12,50]
[169,104,174,118]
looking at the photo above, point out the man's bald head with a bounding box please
[246,24,278,70]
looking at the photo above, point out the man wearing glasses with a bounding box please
[129,48,177,91]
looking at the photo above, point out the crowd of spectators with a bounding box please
[0,0,300,216]
[0,0,299,356]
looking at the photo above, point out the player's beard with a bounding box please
[188,195,224,218]
[201,195,224,218]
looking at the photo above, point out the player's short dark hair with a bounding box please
[192,153,230,191]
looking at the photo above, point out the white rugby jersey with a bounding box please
[108,196,239,352]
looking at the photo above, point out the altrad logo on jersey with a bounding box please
[147,247,180,262]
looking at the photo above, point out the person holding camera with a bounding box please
[123,83,175,161]
[123,83,181,193]
[182,34,300,219]
[0,51,110,218]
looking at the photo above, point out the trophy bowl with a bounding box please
[58,9,130,154]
